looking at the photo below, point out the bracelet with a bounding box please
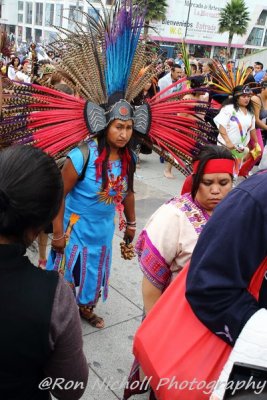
[52,234,66,241]
[126,226,136,231]
[127,221,136,226]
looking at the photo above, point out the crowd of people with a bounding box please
[1,1,267,399]
[0,42,56,83]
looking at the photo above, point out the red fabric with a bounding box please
[180,175,193,195]
[193,159,235,175]
[210,99,222,109]
[94,148,107,181]
[238,128,264,177]
[121,147,131,178]
[133,257,267,400]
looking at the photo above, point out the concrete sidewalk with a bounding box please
[29,152,185,400]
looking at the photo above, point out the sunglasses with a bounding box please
[234,86,253,97]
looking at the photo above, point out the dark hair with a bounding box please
[203,59,213,69]
[165,59,174,68]
[171,64,182,71]
[0,146,63,245]
[198,62,203,74]
[97,124,136,192]
[190,63,197,74]
[191,145,234,200]
[222,85,254,113]
[254,61,263,70]
[11,57,20,67]
[188,75,205,89]
[54,83,74,95]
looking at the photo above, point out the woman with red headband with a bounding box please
[124,144,234,400]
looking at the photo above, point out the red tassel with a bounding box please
[121,148,131,178]
[95,148,107,181]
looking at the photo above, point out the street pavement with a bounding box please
[28,152,185,400]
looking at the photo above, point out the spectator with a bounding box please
[0,58,6,76]
[158,64,184,178]
[158,64,183,97]
[0,145,88,400]
[226,59,235,73]
[202,59,213,81]
[163,58,174,74]
[243,66,255,85]
[124,144,234,400]
[251,80,267,146]
[14,59,31,83]
[190,63,198,75]
[7,57,21,80]
[186,170,267,399]
[174,52,184,68]
[253,61,265,83]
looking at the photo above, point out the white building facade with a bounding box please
[0,0,267,61]
[150,0,267,60]
[0,0,113,45]
[0,0,18,38]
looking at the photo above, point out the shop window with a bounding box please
[68,6,83,31]
[35,28,42,44]
[88,7,100,22]
[35,3,43,26]
[26,26,32,42]
[246,27,264,46]
[45,4,54,26]
[26,2,33,24]
[18,13,23,23]
[55,4,63,27]
[256,11,267,26]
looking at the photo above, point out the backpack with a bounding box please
[56,142,90,181]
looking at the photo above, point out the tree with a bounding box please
[218,0,250,58]
[138,0,168,40]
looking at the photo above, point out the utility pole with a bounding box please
[184,0,192,39]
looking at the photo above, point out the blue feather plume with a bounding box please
[105,0,146,97]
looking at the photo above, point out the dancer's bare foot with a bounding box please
[164,170,174,179]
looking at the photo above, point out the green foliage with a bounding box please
[134,0,168,39]
[145,0,168,22]
[218,0,250,56]
[181,41,190,76]
[219,0,250,36]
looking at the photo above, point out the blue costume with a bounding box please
[186,170,267,346]
[47,140,128,306]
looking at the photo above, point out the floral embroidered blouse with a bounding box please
[135,193,210,291]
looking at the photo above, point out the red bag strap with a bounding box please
[248,256,267,301]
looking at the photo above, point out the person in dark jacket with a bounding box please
[0,145,88,400]
[186,170,267,399]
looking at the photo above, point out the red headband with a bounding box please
[192,159,235,175]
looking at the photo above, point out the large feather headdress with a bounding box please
[0,0,217,176]
[207,59,251,95]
